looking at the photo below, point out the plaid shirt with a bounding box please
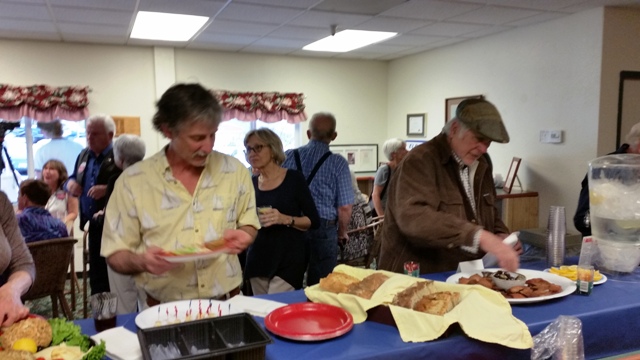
[283,140,353,220]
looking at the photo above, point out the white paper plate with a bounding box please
[135,299,242,329]
[446,268,575,304]
[159,246,228,263]
[543,268,608,285]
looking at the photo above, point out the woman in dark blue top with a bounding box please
[244,128,320,294]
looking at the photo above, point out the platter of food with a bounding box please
[0,316,105,360]
[544,265,607,285]
[135,299,242,329]
[158,240,228,263]
[446,268,575,304]
[264,302,353,341]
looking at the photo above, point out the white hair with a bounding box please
[86,114,116,135]
[382,138,406,160]
[113,134,146,168]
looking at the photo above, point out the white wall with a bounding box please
[388,8,606,231]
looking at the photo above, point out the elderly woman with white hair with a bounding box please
[369,138,408,217]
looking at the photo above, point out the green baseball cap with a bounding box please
[455,98,510,143]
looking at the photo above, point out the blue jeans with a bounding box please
[306,219,338,286]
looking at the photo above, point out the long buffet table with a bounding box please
[76,258,640,360]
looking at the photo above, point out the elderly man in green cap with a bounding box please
[377,98,521,274]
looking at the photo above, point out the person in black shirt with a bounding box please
[243,128,320,294]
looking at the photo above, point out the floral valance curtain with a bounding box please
[0,84,91,122]
[213,90,307,123]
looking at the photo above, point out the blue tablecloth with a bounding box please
[76,258,640,360]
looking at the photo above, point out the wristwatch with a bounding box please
[288,217,295,227]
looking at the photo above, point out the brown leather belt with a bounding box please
[146,286,241,307]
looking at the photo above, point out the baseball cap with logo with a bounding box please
[455,98,510,143]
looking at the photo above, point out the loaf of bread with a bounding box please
[412,291,460,316]
[319,272,360,294]
[391,280,437,309]
[346,273,390,299]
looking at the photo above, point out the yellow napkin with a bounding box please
[304,264,532,349]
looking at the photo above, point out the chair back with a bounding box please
[22,237,77,301]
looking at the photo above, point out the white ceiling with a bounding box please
[1,0,639,60]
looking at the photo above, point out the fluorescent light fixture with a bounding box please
[303,29,397,52]
[131,11,209,41]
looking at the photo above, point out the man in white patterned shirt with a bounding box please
[101,83,259,305]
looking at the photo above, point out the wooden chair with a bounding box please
[22,237,78,320]
[82,225,90,318]
[63,224,80,311]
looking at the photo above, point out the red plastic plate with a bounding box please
[264,302,353,341]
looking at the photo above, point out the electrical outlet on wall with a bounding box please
[540,130,563,143]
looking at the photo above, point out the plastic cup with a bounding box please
[91,292,118,332]
[257,206,272,215]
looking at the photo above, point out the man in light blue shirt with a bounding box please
[34,120,84,177]
[283,112,353,286]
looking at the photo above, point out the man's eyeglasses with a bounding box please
[245,144,266,154]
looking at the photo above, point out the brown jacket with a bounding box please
[377,133,509,274]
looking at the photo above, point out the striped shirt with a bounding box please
[283,140,353,220]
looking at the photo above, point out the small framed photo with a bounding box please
[503,157,522,194]
[445,95,484,123]
[406,113,425,136]
[405,139,425,151]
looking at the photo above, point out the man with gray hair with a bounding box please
[282,112,353,286]
[66,114,121,294]
[574,121,640,236]
[34,120,83,178]
[378,99,520,274]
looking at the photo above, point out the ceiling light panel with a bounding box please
[131,11,209,41]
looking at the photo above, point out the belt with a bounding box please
[323,219,337,226]
[145,286,241,307]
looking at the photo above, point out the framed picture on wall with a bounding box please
[329,144,378,173]
[405,139,425,151]
[406,113,425,136]
[503,157,522,194]
[445,95,484,123]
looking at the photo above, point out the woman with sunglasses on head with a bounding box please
[243,128,320,295]
[40,159,79,232]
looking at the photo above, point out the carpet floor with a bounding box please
[25,275,90,320]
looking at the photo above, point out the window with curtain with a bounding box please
[212,90,307,167]
[0,84,89,202]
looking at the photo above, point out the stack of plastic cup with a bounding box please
[546,206,566,268]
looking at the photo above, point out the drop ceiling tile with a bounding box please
[381,0,484,21]
[353,16,434,33]
[314,0,407,15]
[49,0,137,11]
[505,11,567,27]
[0,18,57,32]
[203,19,279,36]
[240,46,296,55]
[185,42,246,52]
[138,0,228,16]
[0,30,61,41]
[51,7,132,26]
[234,0,318,9]
[409,22,489,37]
[268,25,330,40]
[448,5,542,25]
[287,10,372,28]
[58,22,128,36]
[289,49,337,58]
[250,36,309,49]
[0,2,51,20]
[216,2,305,24]
[459,25,514,38]
[485,0,586,11]
[194,32,262,45]
[384,33,450,46]
[63,33,127,44]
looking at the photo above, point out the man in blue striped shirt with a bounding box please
[283,112,353,286]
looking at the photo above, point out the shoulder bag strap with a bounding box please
[294,149,303,173]
[306,151,332,185]
[380,165,393,199]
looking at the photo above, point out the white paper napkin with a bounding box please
[91,326,142,360]
[225,295,286,317]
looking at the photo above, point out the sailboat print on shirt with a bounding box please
[183,211,194,230]
[226,258,240,277]
[161,188,181,210]
[237,182,248,196]
[220,157,236,173]
[212,195,224,211]
[109,212,124,237]
[192,198,204,213]
[140,211,158,230]
[204,223,220,242]
[200,173,214,189]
